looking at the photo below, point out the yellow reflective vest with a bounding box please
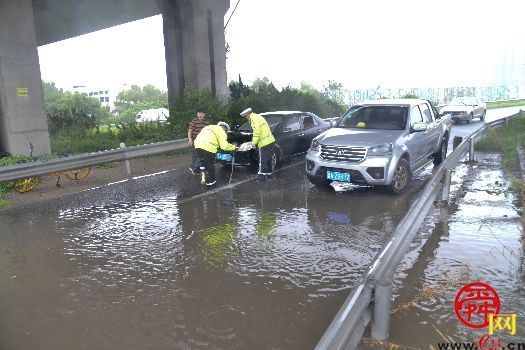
[249,113,275,148]
[194,125,236,153]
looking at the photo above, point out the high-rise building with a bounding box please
[494,36,525,98]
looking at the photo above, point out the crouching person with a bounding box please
[194,122,236,188]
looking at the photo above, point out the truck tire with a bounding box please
[307,174,332,188]
[480,110,486,121]
[467,113,473,123]
[433,139,447,166]
[388,158,411,194]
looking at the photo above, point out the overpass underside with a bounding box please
[0,0,229,156]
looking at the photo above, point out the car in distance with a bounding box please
[440,96,486,123]
[305,99,452,194]
[216,111,330,171]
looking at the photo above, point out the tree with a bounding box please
[228,75,251,100]
[43,81,112,134]
[114,84,168,114]
[323,80,347,107]
[168,88,227,137]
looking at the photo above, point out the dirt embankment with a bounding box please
[2,154,192,209]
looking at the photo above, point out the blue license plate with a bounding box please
[326,170,350,182]
[216,153,232,161]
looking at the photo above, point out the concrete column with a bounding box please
[207,0,230,102]
[160,0,185,106]
[0,0,51,156]
[161,0,230,106]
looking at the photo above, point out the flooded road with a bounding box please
[0,159,432,349]
[368,153,525,348]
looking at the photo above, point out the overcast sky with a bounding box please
[37,0,522,92]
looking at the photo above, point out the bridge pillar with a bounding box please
[160,0,229,106]
[0,0,51,156]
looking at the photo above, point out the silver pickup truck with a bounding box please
[305,99,452,194]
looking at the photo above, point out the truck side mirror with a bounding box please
[411,122,427,132]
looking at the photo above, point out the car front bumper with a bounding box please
[305,150,395,185]
[449,113,470,122]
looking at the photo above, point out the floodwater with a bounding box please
[372,153,525,348]
[0,161,430,350]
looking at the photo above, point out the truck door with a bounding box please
[419,103,440,156]
[408,105,426,165]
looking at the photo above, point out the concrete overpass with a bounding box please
[0,0,230,156]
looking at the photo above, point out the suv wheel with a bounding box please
[307,174,332,188]
[388,158,411,194]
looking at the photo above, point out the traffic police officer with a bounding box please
[240,108,276,182]
[194,121,236,188]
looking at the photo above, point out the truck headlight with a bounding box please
[311,139,320,152]
[368,143,393,156]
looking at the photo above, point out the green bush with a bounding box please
[0,155,32,195]
[168,88,228,138]
[117,121,173,146]
[51,128,120,156]
[475,113,525,169]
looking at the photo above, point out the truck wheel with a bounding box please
[480,110,486,121]
[433,139,447,165]
[388,158,411,194]
[467,113,473,123]
[307,174,332,188]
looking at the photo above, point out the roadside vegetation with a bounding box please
[475,112,525,169]
[486,99,525,110]
[40,77,348,156]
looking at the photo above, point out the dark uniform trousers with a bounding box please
[258,142,275,176]
[196,149,217,185]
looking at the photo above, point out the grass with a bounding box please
[475,112,525,170]
[487,100,525,110]
[0,198,8,208]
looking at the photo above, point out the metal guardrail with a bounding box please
[0,138,189,182]
[316,113,519,349]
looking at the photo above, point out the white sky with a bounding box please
[37,0,523,92]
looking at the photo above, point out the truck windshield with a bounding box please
[337,106,408,130]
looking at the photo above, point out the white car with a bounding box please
[440,96,486,123]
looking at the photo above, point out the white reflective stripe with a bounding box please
[258,172,271,175]
[206,181,216,186]
[258,150,262,174]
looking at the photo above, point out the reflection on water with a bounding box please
[0,167,420,349]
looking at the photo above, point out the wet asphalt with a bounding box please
[0,107,523,349]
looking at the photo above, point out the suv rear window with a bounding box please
[337,106,408,130]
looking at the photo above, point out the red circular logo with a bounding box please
[454,282,500,329]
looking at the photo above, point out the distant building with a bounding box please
[493,35,525,98]
[72,85,117,113]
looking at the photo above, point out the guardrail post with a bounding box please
[441,169,452,202]
[468,138,475,162]
[504,117,509,127]
[120,142,132,176]
[371,278,393,340]
[453,136,462,151]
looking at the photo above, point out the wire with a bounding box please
[228,151,235,185]
[224,0,241,30]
